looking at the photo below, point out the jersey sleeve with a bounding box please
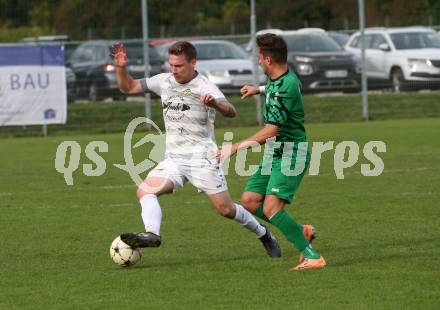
[200,80,226,101]
[139,73,169,96]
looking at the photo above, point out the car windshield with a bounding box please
[64,44,78,61]
[390,32,440,49]
[283,34,343,52]
[328,33,350,47]
[155,44,169,60]
[124,43,160,62]
[194,42,247,60]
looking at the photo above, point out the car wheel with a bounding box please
[391,68,407,93]
[88,83,99,102]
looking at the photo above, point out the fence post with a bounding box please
[250,0,262,126]
[358,0,369,121]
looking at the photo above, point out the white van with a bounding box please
[345,27,440,91]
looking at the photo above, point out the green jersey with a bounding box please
[263,69,307,157]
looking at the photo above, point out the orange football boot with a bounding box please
[290,256,326,271]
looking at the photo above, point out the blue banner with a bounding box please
[0,45,67,126]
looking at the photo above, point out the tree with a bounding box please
[0,0,437,42]
[223,0,249,33]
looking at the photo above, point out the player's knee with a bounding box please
[262,204,280,219]
[136,184,155,200]
[240,194,261,213]
[136,186,146,200]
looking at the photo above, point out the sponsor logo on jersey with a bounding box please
[180,88,192,96]
[163,94,191,121]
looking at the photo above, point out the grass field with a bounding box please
[1,117,439,309]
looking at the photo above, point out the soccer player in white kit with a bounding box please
[110,41,280,257]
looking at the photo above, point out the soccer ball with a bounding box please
[110,236,141,267]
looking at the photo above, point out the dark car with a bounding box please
[68,40,162,101]
[63,43,80,102]
[64,66,77,103]
[283,31,361,93]
[328,31,351,48]
[63,42,80,63]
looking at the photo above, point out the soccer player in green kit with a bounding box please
[218,33,326,271]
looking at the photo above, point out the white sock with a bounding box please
[234,203,266,238]
[139,194,162,235]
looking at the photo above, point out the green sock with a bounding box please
[270,210,320,259]
[255,204,271,224]
[302,244,320,259]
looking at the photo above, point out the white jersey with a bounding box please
[141,72,226,159]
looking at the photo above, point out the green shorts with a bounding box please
[244,153,310,204]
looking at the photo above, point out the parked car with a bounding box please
[65,66,77,103]
[284,29,361,93]
[63,42,80,62]
[328,31,351,48]
[155,40,266,91]
[246,28,351,50]
[245,28,361,93]
[244,28,284,53]
[345,27,440,91]
[68,40,162,101]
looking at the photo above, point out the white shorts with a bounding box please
[147,156,227,195]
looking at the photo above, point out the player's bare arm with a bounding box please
[200,94,236,118]
[110,43,143,94]
[217,124,278,161]
[240,85,261,99]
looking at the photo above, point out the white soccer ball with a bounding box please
[109,236,141,267]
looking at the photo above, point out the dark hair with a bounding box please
[168,41,197,61]
[256,33,287,64]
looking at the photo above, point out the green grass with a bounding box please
[1,92,439,137]
[0,118,439,309]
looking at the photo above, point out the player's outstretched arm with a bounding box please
[110,43,143,94]
[217,124,278,161]
[240,85,263,99]
[200,94,236,118]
